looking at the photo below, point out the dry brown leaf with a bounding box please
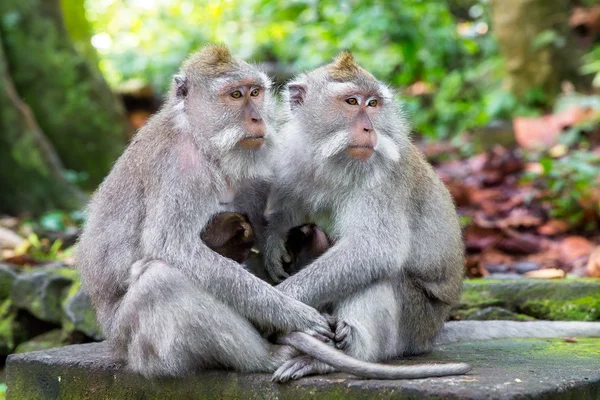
[513,107,595,150]
[0,227,25,249]
[586,246,600,278]
[563,337,577,343]
[464,225,501,251]
[559,236,594,264]
[524,268,565,279]
[537,219,570,236]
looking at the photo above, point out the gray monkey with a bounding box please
[77,45,469,380]
[263,52,600,382]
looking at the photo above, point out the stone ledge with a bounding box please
[6,338,600,399]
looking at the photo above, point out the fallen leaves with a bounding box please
[435,145,599,279]
[514,107,598,150]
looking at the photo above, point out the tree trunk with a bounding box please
[490,0,583,99]
[0,33,87,215]
[0,0,129,188]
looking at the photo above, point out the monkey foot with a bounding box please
[272,355,334,383]
[334,320,354,351]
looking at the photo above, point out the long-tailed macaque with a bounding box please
[263,52,600,382]
[77,46,469,380]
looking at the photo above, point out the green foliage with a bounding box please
[86,0,518,138]
[525,150,600,227]
[581,44,600,88]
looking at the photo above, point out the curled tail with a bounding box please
[436,321,600,345]
[281,332,471,380]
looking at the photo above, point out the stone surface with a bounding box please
[62,288,102,341]
[454,278,600,321]
[10,267,76,324]
[6,338,600,399]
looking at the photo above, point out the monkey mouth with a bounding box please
[239,136,265,150]
[346,145,375,161]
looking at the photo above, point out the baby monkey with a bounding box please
[202,212,331,277]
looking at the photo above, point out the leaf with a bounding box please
[586,246,600,278]
[559,236,594,264]
[532,30,562,50]
[524,268,565,279]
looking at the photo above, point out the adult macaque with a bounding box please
[77,45,335,377]
[263,52,600,382]
[77,46,468,380]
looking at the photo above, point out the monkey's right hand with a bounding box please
[264,238,291,284]
[292,305,335,342]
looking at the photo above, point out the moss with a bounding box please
[520,295,600,321]
[458,279,600,321]
[0,0,128,188]
[14,329,69,354]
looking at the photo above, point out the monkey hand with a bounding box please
[293,306,335,343]
[264,238,291,283]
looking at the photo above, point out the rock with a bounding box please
[459,306,535,321]
[62,288,102,341]
[524,268,565,279]
[0,299,17,354]
[482,263,509,273]
[483,272,521,279]
[455,278,600,321]
[14,329,69,354]
[6,339,600,399]
[0,264,17,300]
[514,261,540,274]
[10,266,76,324]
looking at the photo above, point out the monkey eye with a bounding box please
[250,88,260,97]
[345,98,358,105]
[367,99,378,107]
[231,90,243,99]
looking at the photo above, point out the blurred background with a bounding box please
[0,0,599,393]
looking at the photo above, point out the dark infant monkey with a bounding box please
[201,212,331,278]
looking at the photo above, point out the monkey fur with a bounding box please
[77,46,470,381]
[77,45,337,377]
[263,52,600,382]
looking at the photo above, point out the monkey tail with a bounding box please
[436,321,600,345]
[281,332,471,379]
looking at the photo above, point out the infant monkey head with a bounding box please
[171,45,276,180]
[284,224,332,276]
[202,213,331,273]
[201,212,255,264]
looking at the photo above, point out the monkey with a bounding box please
[76,45,336,377]
[76,45,470,381]
[201,212,256,264]
[201,212,331,277]
[262,52,600,382]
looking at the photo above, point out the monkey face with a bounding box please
[169,46,277,181]
[282,55,409,187]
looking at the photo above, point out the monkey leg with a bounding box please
[333,280,401,361]
[274,281,400,381]
[113,260,297,377]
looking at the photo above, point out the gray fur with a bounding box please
[264,62,468,381]
[76,47,335,377]
[264,58,600,382]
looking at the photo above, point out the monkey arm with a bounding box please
[263,192,308,283]
[276,232,410,309]
[140,165,329,335]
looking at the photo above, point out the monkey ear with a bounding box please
[174,74,188,98]
[287,82,307,111]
